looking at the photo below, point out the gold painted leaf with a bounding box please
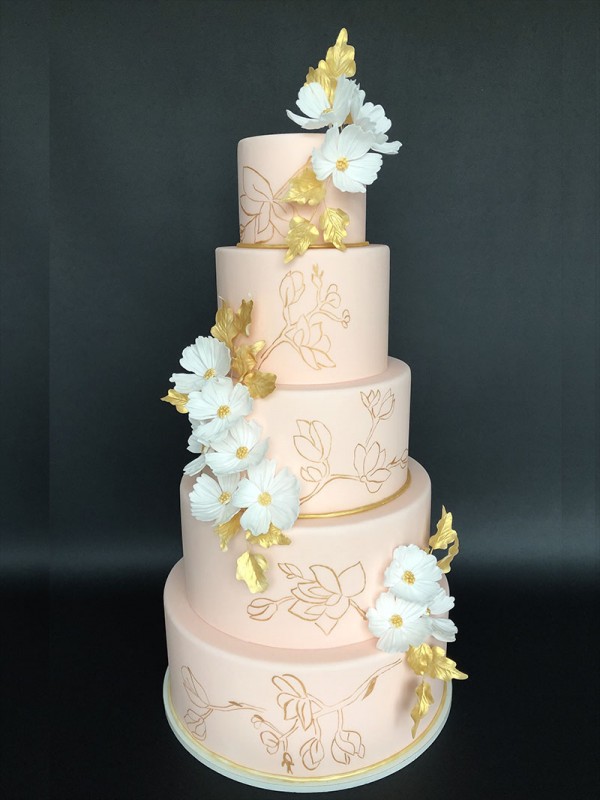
[231,341,264,380]
[427,647,468,681]
[305,65,335,104]
[437,536,460,573]
[284,167,327,206]
[236,551,269,594]
[406,644,433,676]
[215,511,242,551]
[234,298,254,338]
[211,303,237,350]
[362,676,378,700]
[410,680,434,739]
[279,562,304,579]
[322,28,356,79]
[284,216,319,264]
[161,389,189,414]
[320,207,349,251]
[428,506,457,551]
[246,524,291,549]
[243,369,277,399]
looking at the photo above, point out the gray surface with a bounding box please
[1,0,597,579]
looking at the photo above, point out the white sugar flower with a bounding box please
[425,587,458,643]
[186,378,253,443]
[312,125,382,193]
[350,90,401,154]
[367,592,430,653]
[384,543,443,605]
[286,75,357,130]
[170,336,231,393]
[183,453,206,477]
[187,431,204,453]
[205,419,269,476]
[189,472,241,525]
[233,459,300,536]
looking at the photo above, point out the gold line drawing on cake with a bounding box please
[181,659,402,775]
[246,561,367,634]
[258,265,351,371]
[181,666,264,742]
[239,166,293,244]
[293,389,408,506]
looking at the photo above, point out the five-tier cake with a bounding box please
[162,29,466,792]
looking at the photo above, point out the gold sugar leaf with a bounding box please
[246,523,291,549]
[429,506,459,573]
[305,65,335,104]
[320,207,350,252]
[231,341,265,380]
[215,511,242,551]
[236,551,269,594]
[160,389,189,414]
[211,302,237,350]
[406,644,433,677]
[243,370,277,399]
[426,647,468,682]
[436,535,460,573]
[284,216,319,264]
[410,680,434,739]
[322,28,356,79]
[234,298,254,338]
[284,167,327,207]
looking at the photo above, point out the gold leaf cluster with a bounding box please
[215,511,243,551]
[305,28,356,104]
[429,505,460,573]
[284,216,319,263]
[246,524,291,550]
[211,298,254,352]
[320,207,349,251]
[160,389,189,414]
[407,644,468,682]
[410,680,434,738]
[283,166,326,207]
[236,551,269,594]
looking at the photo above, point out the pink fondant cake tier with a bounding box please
[238,133,366,245]
[164,560,450,788]
[216,244,389,385]
[243,357,410,515]
[182,458,429,649]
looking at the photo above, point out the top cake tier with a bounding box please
[238,134,367,245]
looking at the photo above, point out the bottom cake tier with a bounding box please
[164,560,452,792]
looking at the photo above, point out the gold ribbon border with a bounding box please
[298,470,411,520]
[236,241,369,249]
[166,674,449,785]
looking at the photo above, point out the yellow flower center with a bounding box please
[336,157,349,172]
[203,367,216,380]
[236,446,249,460]
[390,614,403,628]
[322,107,333,114]
[258,492,272,506]
[218,491,231,505]
[402,570,416,585]
[217,405,230,419]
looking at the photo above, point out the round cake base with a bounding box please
[163,670,452,793]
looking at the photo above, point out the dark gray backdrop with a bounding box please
[1,1,598,798]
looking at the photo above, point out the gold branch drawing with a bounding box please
[258,265,350,372]
[247,561,367,634]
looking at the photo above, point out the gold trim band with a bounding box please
[298,470,411,520]
[236,241,370,249]
[165,673,448,785]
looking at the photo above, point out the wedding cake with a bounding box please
[162,29,466,792]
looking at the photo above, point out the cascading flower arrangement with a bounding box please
[283,28,401,261]
[367,507,467,738]
[162,300,300,593]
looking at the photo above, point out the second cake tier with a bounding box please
[182,458,430,650]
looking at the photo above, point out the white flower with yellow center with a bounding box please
[384,544,443,605]
[232,459,300,536]
[349,90,401,154]
[189,472,241,525]
[425,587,458,643]
[170,336,231,393]
[312,124,382,193]
[205,419,269,476]
[366,592,429,653]
[286,75,357,130]
[186,378,253,444]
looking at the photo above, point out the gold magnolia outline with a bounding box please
[294,389,408,506]
[258,264,351,372]
[182,658,403,775]
[246,561,367,634]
